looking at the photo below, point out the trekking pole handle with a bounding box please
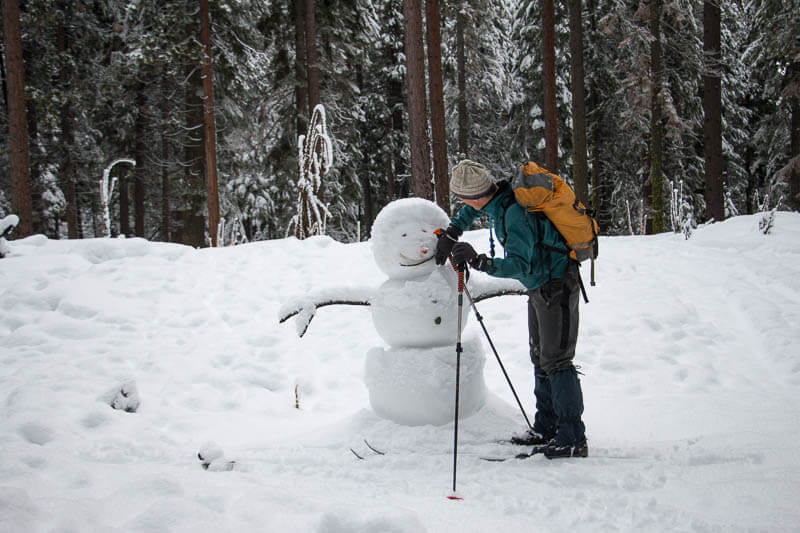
[447,255,467,293]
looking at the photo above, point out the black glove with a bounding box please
[434,225,462,265]
[452,242,493,272]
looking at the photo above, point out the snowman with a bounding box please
[279,198,524,426]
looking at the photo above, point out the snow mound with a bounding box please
[9,235,189,264]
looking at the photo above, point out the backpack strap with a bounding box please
[575,263,589,304]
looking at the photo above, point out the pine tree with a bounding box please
[404,0,434,200]
[3,0,33,236]
[444,0,517,179]
[568,0,589,205]
[426,0,450,214]
[703,0,723,222]
[747,0,800,212]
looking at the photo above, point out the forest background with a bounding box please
[1,0,798,247]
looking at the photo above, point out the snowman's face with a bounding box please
[386,221,437,278]
[371,198,450,280]
[395,222,437,263]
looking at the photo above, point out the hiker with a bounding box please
[434,159,588,459]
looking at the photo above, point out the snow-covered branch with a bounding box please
[100,158,136,238]
[293,104,334,239]
[278,286,373,337]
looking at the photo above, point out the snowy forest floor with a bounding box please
[1,213,799,532]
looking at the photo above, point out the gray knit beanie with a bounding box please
[450,159,495,199]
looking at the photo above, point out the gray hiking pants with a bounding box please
[527,262,581,376]
[527,263,585,444]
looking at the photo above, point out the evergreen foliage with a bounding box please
[0,0,796,243]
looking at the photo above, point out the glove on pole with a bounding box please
[434,226,462,265]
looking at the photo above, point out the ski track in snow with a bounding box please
[0,215,799,532]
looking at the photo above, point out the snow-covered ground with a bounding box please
[1,212,799,532]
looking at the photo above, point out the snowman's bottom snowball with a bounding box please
[364,337,486,426]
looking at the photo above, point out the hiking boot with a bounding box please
[543,439,588,459]
[510,427,556,446]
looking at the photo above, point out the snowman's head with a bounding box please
[370,198,450,280]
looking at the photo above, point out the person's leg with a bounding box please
[511,293,557,444]
[530,266,587,455]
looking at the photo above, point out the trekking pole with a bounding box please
[447,262,465,501]
[446,256,532,430]
[461,283,533,430]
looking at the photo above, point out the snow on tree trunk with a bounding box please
[292,104,333,239]
[100,159,136,238]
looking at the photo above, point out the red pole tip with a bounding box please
[447,494,464,500]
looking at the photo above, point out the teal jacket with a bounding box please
[449,181,568,290]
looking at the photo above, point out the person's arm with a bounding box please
[449,203,480,233]
[485,209,535,281]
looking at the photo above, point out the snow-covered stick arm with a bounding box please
[471,287,527,303]
[278,286,373,337]
[468,276,527,303]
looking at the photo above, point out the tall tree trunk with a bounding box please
[25,94,45,234]
[384,114,396,201]
[0,43,7,109]
[179,48,206,247]
[456,8,468,158]
[355,62,373,238]
[305,0,320,114]
[568,0,589,205]
[304,0,323,209]
[134,85,147,238]
[542,0,558,172]
[403,0,434,200]
[586,0,606,229]
[294,0,308,137]
[161,68,170,241]
[788,60,800,211]
[119,171,130,236]
[384,15,405,201]
[200,0,220,246]
[57,0,79,238]
[3,0,33,236]
[649,0,665,233]
[703,0,723,222]
[426,0,449,213]
[60,109,78,238]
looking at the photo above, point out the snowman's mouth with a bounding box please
[400,254,434,267]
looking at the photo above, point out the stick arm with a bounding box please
[278,287,373,337]
[466,276,528,303]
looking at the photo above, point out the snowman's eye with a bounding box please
[421,229,427,233]
[401,233,407,237]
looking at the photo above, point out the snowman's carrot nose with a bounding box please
[421,245,429,255]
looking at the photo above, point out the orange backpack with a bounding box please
[513,162,599,285]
